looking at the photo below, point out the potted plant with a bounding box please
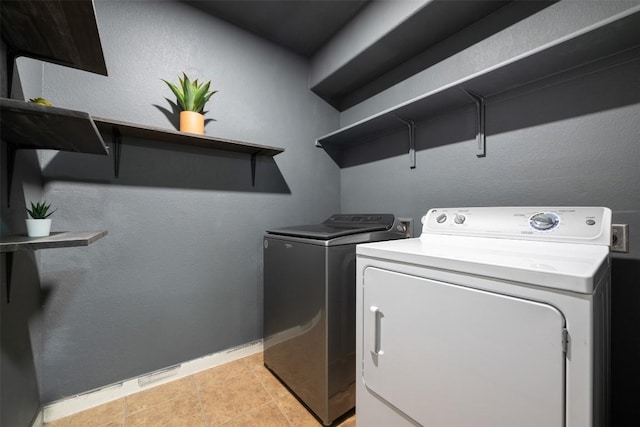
[162,72,218,135]
[26,201,56,237]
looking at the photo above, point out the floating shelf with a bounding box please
[316,8,640,166]
[0,0,108,85]
[93,117,285,184]
[1,230,107,303]
[0,98,109,154]
[93,117,284,156]
[1,98,285,190]
[0,230,108,253]
[0,98,110,206]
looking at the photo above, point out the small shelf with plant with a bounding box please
[1,200,107,253]
[1,198,107,302]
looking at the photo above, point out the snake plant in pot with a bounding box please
[26,201,56,237]
[162,72,218,135]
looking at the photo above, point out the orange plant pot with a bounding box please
[180,111,205,135]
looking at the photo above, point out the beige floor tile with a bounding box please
[194,359,250,391]
[199,370,274,425]
[243,352,264,371]
[125,394,207,427]
[46,352,355,427]
[45,398,125,427]
[220,401,290,427]
[251,365,291,400]
[126,376,197,415]
[275,393,322,427]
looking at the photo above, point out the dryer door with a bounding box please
[362,267,566,427]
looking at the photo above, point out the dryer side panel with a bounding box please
[361,267,566,427]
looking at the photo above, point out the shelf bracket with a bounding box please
[250,153,257,187]
[5,252,13,303]
[464,89,486,157]
[111,126,122,178]
[395,117,416,169]
[6,48,16,99]
[5,144,17,207]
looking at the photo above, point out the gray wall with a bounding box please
[338,17,640,427]
[6,1,638,424]
[0,44,44,426]
[20,0,339,402]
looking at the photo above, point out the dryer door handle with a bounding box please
[370,306,384,356]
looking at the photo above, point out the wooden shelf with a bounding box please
[93,117,284,157]
[0,98,110,154]
[0,230,108,253]
[1,98,284,189]
[316,8,640,166]
[93,117,284,183]
[0,0,108,79]
[1,230,107,303]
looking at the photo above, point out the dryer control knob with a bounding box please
[454,214,466,224]
[530,212,559,230]
[436,214,447,223]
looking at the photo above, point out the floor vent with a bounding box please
[138,365,181,387]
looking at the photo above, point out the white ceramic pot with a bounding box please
[26,218,52,237]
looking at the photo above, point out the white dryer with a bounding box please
[356,207,611,427]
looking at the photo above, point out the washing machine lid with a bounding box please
[267,214,395,240]
[357,207,612,294]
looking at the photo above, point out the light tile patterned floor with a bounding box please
[45,352,356,427]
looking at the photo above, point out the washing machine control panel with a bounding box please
[422,207,612,245]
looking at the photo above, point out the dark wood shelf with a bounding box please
[1,97,284,187]
[93,117,284,183]
[0,0,108,78]
[316,8,640,166]
[1,230,107,302]
[1,230,108,253]
[93,117,284,157]
[0,98,110,154]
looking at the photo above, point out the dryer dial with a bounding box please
[529,212,559,231]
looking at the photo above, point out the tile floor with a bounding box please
[45,352,356,427]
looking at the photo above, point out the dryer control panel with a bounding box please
[422,206,612,245]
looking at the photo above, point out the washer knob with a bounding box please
[436,214,447,223]
[530,212,559,230]
[454,214,466,224]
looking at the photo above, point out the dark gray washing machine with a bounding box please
[263,214,407,425]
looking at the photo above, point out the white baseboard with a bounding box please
[39,340,263,424]
[31,409,44,427]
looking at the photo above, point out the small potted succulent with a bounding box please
[26,201,56,237]
[162,72,218,135]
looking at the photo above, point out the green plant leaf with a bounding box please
[26,201,55,219]
[162,79,186,111]
[163,73,217,113]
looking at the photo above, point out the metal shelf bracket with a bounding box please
[111,126,122,178]
[5,144,17,207]
[251,153,257,187]
[395,117,417,169]
[464,89,486,157]
[5,252,13,303]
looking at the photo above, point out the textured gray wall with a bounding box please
[26,0,339,402]
[7,2,639,424]
[339,23,640,427]
[0,46,44,426]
